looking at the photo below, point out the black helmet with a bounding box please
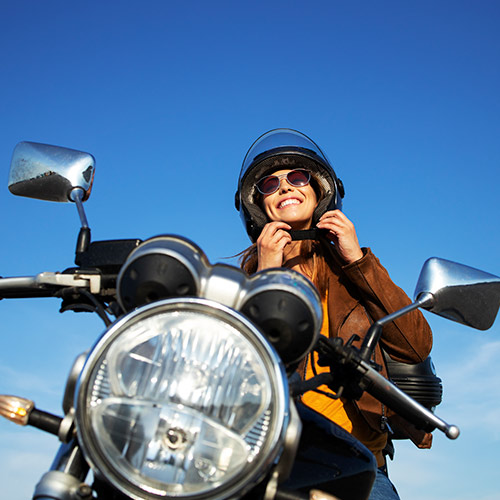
[235,128,345,242]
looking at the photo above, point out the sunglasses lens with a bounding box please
[257,176,280,194]
[287,169,310,186]
[256,169,311,195]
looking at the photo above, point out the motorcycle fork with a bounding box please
[32,439,91,500]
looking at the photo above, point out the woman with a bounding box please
[234,129,433,500]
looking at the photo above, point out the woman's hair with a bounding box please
[238,238,331,297]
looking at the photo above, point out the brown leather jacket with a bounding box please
[324,246,433,447]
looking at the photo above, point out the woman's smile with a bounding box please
[278,197,302,209]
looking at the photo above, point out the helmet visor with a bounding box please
[241,129,330,177]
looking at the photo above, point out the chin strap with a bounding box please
[288,228,328,241]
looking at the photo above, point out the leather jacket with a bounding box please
[324,245,433,446]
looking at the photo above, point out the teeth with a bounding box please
[279,199,300,208]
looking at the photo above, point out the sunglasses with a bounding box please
[256,169,311,195]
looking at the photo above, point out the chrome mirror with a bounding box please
[9,141,95,203]
[9,141,96,255]
[414,257,500,330]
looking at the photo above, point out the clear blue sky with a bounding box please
[1,2,499,499]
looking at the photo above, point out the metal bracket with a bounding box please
[36,272,101,294]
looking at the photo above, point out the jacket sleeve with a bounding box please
[341,248,433,363]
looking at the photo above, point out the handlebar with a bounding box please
[1,271,460,440]
[0,272,101,299]
[0,239,141,300]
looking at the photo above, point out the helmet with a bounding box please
[235,129,345,242]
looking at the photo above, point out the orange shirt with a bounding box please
[300,297,387,467]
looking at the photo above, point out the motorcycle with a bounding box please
[1,141,499,500]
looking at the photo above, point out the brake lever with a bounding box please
[316,337,460,439]
[360,358,460,439]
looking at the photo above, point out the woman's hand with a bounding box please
[256,221,292,271]
[316,210,363,264]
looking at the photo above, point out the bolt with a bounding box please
[76,483,93,499]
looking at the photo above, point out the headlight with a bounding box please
[75,298,289,499]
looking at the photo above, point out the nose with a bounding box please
[278,176,293,193]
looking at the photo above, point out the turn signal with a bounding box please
[0,395,34,425]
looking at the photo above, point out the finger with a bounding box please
[319,210,352,225]
[260,223,291,241]
[318,213,355,232]
[258,227,292,251]
[316,219,344,232]
[260,221,291,237]
[268,228,292,246]
[319,209,342,220]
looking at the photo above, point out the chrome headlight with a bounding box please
[75,298,289,499]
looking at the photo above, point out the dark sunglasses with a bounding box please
[256,169,311,195]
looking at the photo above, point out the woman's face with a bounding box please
[261,169,318,230]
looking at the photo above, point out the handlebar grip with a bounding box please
[0,276,55,299]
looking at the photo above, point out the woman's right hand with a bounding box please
[256,221,292,271]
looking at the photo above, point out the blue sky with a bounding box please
[1,1,499,499]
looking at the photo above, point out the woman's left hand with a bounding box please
[316,210,364,264]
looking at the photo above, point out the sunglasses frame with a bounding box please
[256,169,311,195]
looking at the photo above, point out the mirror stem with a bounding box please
[70,188,91,255]
[70,188,89,229]
[359,293,434,362]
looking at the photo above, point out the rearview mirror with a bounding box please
[414,257,500,330]
[8,141,95,203]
